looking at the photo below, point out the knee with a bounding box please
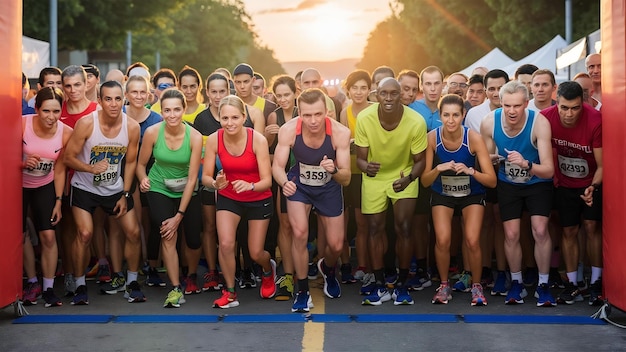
[76,228,92,244]
[218,239,235,254]
[39,231,57,248]
[465,237,480,251]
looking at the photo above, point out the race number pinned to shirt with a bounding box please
[504,161,531,183]
[91,145,127,187]
[441,175,470,197]
[23,157,54,177]
[299,162,330,186]
[558,155,589,179]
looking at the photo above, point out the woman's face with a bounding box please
[125,80,149,108]
[349,79,370,105]
[161,96,185,127]
[219,104,245,135]
[35,99,62,129]
[440,103,464,133]
[207,79,229,108]
[179,75,199,103]
[274,83,295,111]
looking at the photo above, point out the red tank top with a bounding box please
[217,128,271,202]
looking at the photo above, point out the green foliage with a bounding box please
[359,0,600,74]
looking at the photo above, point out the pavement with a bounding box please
[1,270,625,352]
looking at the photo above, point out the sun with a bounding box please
[301,4,356,58]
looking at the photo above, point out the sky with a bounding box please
[241,0,395,63]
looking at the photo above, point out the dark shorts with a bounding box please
[414,182,432,215]
[70,186,135,216]
[217,194,273,220]
[288,183,343,217]
[344,173,363,209]
[23,182,56,232]
[485,186,498,204]
[556,186,602,227]
[430,192,486,212]
[200,187,217,206]
[147,191,202,250]
[497,181,553,221]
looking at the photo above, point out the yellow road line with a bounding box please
[302,280,325,351]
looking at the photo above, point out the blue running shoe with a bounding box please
[535,283,557,307]
[505,280,528,304]
[491,271,508,296]
[124,281,146,303]
[71,285,89,305]
[318,258,341,298]
[307,262,318,280]
[292,291,314,313]
[384,271,398,289]
[340,263,357,284]
[453,271,472,292]
[392,284,414,305]
[362,286,391,306]
[360,273,376,295]
[407,275,423,291]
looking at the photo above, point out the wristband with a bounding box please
[330,167,338,175]
[591,183,601,191]
[123,191,131,199]
[177,210,185,216]
[250,182,255,191]
[55,196,62,201]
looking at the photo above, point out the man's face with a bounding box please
[531,74,555,104]
[42,74,62,89]
[517,74,533,97]
[98,86,123,119]
[233,74,254,99]
[63,74,86,103]
[420,71,443,104]
[298,99,327,134]
[485,77,507,108]
[376,80,402,114]
[446,74,468,98]
[574,77,593,104]
[557,96,583,128]
[586,54,601,84]
[398,75,420,105]
[85,72,99,92]
[369,72,394,102]
[301,72,322,89]
[252,79,265,97]
[466,82,485,107]
[501,91,528,127]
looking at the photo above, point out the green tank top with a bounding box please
[148,123,194,198]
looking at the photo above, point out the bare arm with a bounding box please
[201,133,218,189]
[326,120,351,186]
[64,117,103,173]
[136,123,160,192]
[581,147,602,205]
[469,129,497,188]
[419,131,440,187]
[529,114,554,179]
[248,105,266,135]
[264,111,279,147]
[272,119,296,196]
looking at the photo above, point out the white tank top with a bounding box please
[71,111,129,196]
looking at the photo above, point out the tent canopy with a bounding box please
[502,35,568,76]
[22,35,50,78]
[459,47,515,76]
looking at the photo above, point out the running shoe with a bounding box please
[523,267,538,287]
[96,264,112,284]
[413,269,432,290]
[318,258,341,298]
[558,282,583,305]
[124,281,146,303]
[471,284,487,306]
[42,288,62,308]
[453,271,472,292]
[164,287,185,308]
[146,268,166,287]
[213,289,239,309]
[184,275,201,295]
[275,274,294,301]
[340,263,357,284]
[362,286,391,306]
[481,267,494,288]
[360,273,376,295]
[384,270,398,289]
[64,273,76,297]
[101,274,126,295]
[71,285,89,305]
[239,268,257,289]
[549,268,565,289]
[392,284,414,305]
[588,278,603,306]
[578,279,590,298]
[354,267,366,282]
[22,282,41,306]
[491,271,508,296]
[407,275,423,291]
[432,284,453,304]
[202,270,222,292]
[292,291,314,313]
[85,262,99,280]
[449,264,461,280]
[307,262,318,280]
[260,259,277,299]
[535,283,557,307]
[505,280,528,304]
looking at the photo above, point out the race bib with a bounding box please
[299,162,330,186]
[441,175,471,197]
[558,155,589,179]
[164,177,188,193]
[504,161,531,183]
[93,163,120,187]
[23,157,54,177]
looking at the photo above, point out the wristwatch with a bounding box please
[123,191,131,199]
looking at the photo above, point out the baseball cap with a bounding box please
[82,64,100,78]
[233,63,254,77]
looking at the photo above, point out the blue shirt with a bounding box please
[408,99,441,132]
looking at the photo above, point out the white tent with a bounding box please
[501,35,568,76]
[459,48,515,77]
[22,36,50,78]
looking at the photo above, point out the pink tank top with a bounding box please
[22,114,65,188]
